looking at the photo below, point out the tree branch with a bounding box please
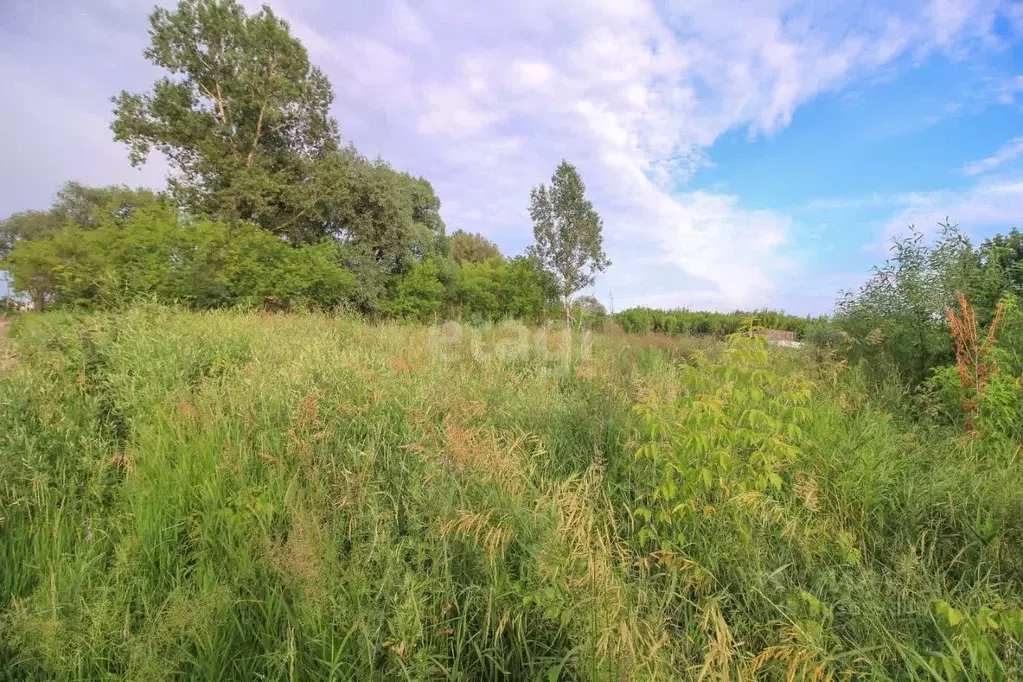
[197,82,222,120]
[194,50,229,129]
[247,58,276,168]
[214,80,228,127]
[247,100,267,167]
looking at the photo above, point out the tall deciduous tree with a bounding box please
[111,0,338,240]
[109,0,447,301]
[527,160,610,327]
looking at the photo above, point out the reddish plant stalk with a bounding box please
[947,292,1003,434]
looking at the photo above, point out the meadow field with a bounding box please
[1,308,1022,680]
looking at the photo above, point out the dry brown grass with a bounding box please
[538,467,674,680]
[695,599,737,681]
[268,509,329,604]
[0,317,16,372]
[438,508,516,568]
[441,420,532,494]
[626,331,718,359]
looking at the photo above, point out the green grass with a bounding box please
[0,307,1021,680]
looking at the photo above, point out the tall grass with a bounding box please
[0,307,1020,680]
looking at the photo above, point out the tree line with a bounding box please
[616,307,822,337]
[0,0,609,324]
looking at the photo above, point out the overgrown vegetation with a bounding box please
[831,224,1023,435]
[3,1,1023,678]
[1,308,1022,679]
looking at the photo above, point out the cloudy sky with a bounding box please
[1,0,1022,313]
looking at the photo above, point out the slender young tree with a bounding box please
[527,160,610,329]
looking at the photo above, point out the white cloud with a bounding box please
[882,177,1023,240]
[0,0,1018,311]
[998,76,1023,104]
[962,137,1023,176]
[390,0,430,45]
[811,177,1023,255]
[275,0,1014,310]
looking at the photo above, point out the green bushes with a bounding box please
[833,224,1023,389]
[0,197,566,321]
[382,259,449,321]
[2,206,355,311]
[453,256,559,323]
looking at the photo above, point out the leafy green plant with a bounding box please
[2,206,356,311]
[633,333,813,549]
[927,600,1023,681]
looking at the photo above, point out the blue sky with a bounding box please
[1,0,1022,313]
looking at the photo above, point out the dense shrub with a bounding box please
[835,224,1020,388]
[382,259,449,321]
[454,255,560,323]
[2,206,355,311]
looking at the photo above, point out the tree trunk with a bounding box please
[564,293,572,362]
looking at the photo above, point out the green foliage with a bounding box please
[834,223,1023,440]
[836,223,996,386]
[927,600,1023,681]
[616,306,816,337]
[924,355,1022,440]
[50,181,167,228]
[501,256,561,323]
[450,229,501,264]
[109,0,448,269]
[2,206,354,310]
[633,334,814,548]
[112,0,338,237]
[921,294,1023,440]
[992,292,1023,377]
[382,259,447,321]
[0,211,52,262]
[975,229,1023,317]
[527,160,610,322]
[454,258,503,318]
[454,255,560,323]
[0,182,165,259]
[331,154,447,282]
